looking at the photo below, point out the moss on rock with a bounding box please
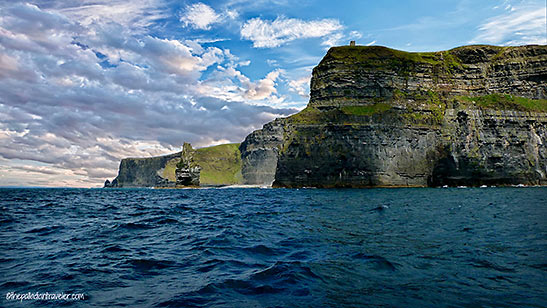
[456,94,547,112]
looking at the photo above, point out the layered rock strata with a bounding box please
[240,45,547,187]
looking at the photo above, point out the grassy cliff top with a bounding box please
[320,44,545,70]
[320,45,464,72]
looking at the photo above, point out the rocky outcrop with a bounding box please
[240,44,547,187]
[175,143,201,186]
[103,179,113,188]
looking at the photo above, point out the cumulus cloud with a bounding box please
[243,70,281,100]
[0,3,295,187]
[241,16,343,48]
[470,5,546,45]
[288,76,311,98]
[180,2,221,30]
[198,66,286,105]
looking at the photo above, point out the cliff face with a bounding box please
[240,45,547,187]
[239,119,286,185]
[311,45,546,109]
[109,152,181,188]
[108,143,242,187]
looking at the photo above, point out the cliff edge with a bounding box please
[240,44,547,187]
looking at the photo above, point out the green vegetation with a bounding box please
[286,92,545,130]
[287,103,393,124]
[394,89,446,125]
[162,158,179,182]
[163,143,242,185]
[195,143,242,185]
[287,107,324,124]
[341,103,391,116]
[456,94,547,112]
[327,46,465,72]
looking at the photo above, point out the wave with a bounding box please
[353,253,398,271]
[24,225,63,235]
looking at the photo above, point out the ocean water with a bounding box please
[0,187,546,307]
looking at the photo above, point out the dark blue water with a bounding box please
[1,187,546,307]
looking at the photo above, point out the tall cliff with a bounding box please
[240,45,547,187]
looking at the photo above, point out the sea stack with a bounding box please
[175,142,201,186]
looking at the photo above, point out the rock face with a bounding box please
[310,45,546,109]
[105,152,181,188]
[240,45,547,187]
[175,143,201,186]
[239,119,286,185]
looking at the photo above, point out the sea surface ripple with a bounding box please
[0,187,546,307]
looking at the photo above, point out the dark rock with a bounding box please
[175,167,200,186]
[107,152,180,188]
[239,119,286,185]
[175,143,201,186]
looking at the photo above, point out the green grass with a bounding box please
[326,46,465,72]
[162,159,179,182]
[456,94,547,112]
[287,103,392,123]
[341,103,392,116]
[163,143,242,185]
[287,107,324,124]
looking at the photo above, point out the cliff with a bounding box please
[107,143,242,187]
[240,45,547,187]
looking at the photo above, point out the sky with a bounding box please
[0,0,545,187]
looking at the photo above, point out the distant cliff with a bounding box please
[240,45,547,187]
[106,143,242,187]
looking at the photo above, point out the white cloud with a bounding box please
[288,76,311,98]
[225,9,239,20]
[366,40,377,46]
[0,3,296,187]
[59,0,167,32]
[321,32,344,48]
[244,70,281,100]
[241,16,343,48]
[349,30,362,39]
[471,6,546,45]
[266,59,279,67]
[200,67,285,104]
[180,3,221,30]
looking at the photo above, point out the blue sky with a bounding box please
[0,0,545,187]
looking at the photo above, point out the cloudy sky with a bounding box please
[0,0,545,187]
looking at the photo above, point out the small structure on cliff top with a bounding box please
[175,142,201,186]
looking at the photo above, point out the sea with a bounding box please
[0,187,546,307]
